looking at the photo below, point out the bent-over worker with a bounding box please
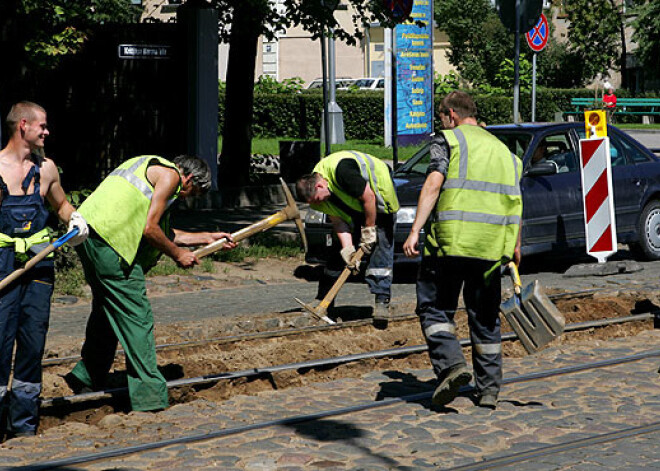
[296,151,399,324]
[403,92,522,410]
[65,155,235,412]
[0,101,88,438]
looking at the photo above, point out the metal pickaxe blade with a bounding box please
[192,178,307,259]
[294,248,365,324]
[294,297,336,324]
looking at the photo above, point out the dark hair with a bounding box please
[173,155,212,191]
[5,101,46,136]
[440,91,477,119]
[295,173,321,202]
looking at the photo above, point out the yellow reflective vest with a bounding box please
[311,151,399,226]
[78,156,181,265]
[425,125,523,261]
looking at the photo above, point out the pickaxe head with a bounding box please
[280,178,308,252]
[294,297,335,324]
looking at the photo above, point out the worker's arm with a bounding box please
[172,229,235,248]
[358,183,377,227]
[514,221,522,266]
[329,215,354,249]
[144,165,201,267]
[402,171,445,258]
[43,158,76,224]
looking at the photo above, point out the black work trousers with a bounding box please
[416,255,502,395]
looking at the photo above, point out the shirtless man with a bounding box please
[0,101,88,438]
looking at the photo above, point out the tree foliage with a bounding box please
[1,0,140,69]
[631,0,660,80]
[563,0,622,83]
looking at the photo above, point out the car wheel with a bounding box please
[631,200,660,261]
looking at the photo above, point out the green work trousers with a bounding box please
[69,234,168,411]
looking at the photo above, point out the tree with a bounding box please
[631,1,660,84]
[435,0,512,87]
[563,0,625,87]
[213,0,393,187]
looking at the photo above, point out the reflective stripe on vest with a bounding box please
[347,151,388,212]
[110,157,177,208]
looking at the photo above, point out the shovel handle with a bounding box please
[507,261,522,295]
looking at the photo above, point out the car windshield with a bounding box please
[488,130,534,159]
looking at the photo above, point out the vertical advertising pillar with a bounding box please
[395,0,434,146]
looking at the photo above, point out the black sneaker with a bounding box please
[432,364,472,407]
[63,373,93,395]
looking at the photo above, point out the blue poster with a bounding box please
[395,0,433,146]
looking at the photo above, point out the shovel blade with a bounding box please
[501,280,565,354]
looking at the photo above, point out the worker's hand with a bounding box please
[403,231,419,258]
[359,226,377,255]
[67,211,89,247]
[174,249,199,268]
[340,245,360,275]
[208,232,237,251]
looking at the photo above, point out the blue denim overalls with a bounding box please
[0,162,54,436]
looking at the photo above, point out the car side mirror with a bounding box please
[524,161,558,177]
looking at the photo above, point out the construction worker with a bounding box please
[64,155,236,412]
[403,91,522,410]
[0,101,89,438]
[296,151,399,325]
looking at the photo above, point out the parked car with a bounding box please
[306,78,356,90]
[303,123,660,265]
[350,78,385,90]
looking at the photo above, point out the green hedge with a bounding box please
[218,88,659,141]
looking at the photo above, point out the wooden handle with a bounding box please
[0,244,56,292]
[507,261,522,296]
[317,248,366,309]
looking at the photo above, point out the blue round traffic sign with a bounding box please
[525,13,548,52]
[383,0,414,23]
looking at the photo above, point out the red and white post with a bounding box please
[579,137,617,263]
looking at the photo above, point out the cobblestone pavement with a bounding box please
[2,331,658,470]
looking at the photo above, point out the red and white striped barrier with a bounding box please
[579,137,617,263]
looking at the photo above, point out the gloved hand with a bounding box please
[340,245,360,275]
[67,211,89,247]
[359,225,377,255]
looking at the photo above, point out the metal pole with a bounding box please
[384,28,392,147]
[327,28,345,144]
[513,0,520,124]
[320,26,331,156]
[391,27,398,168]
[531,53,537,122]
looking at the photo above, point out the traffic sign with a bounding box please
[497,0,543,34]
[382,0,413,23]
[579,137,617,263]
[525,13,548,52]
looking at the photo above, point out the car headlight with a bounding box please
[396,207,417,224]
[305,209,326,224]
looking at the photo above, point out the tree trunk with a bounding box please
[218,2,264,188]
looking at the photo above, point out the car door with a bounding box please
[521,130,583,253]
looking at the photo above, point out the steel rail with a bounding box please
[41,312,653,407]
[41,285,651,368]
[22,349,660,471]
[442,420,660,471]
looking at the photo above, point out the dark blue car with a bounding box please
[304,123,660,264]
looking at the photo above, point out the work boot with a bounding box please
[372,296,391,329]
[62,372,93,395]
[477,392,498,410]
[432,364,472,407]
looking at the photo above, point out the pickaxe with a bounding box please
[0,228,79,292]
[192,178,307,258]
[295,247,365,324]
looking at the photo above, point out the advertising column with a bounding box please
[396,0,433,146]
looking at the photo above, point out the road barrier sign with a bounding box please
[579,137,617,263]
[525,13,548,52]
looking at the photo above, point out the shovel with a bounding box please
[500,261,565,354]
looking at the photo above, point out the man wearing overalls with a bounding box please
[0,102,89,438]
